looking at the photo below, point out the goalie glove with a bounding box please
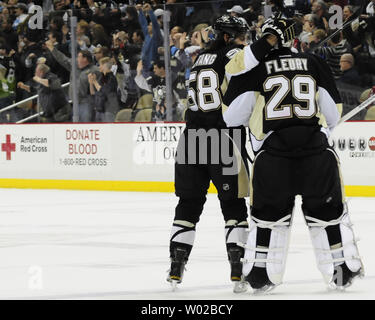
[261,17,296,47]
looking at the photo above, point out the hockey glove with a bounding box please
[261,18,296,47]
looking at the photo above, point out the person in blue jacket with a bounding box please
[137,3,163,77]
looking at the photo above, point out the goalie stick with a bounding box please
[337,91,375,126]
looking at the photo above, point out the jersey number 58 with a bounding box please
[187,69,222,112]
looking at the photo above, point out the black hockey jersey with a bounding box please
[185,44,243,128]
[0,55,16,99]
[223,47,343,152]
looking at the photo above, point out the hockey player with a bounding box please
[223,17,364,293]
[0,45,16,122]
[167,15,278,293]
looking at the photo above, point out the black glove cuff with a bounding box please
[250,36,274,61]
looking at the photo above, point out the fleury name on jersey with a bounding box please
[265,57,308,74]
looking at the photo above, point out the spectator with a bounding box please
[132,29,144,47]
[49,15,64,34]
[338,53,361,84]
[254,15,266,40]
[311,0,329,31]
[169,25,184,56]
[44,30,70,82]
[189,23,209,49]
[113,29,144,109]
[227,5,248,28]
[243,3,261,27]
[76,20,91,50]
[154,8,165,37]
[48,29,69,56]
[16,30,44,84]
[12,3,28,31]
[0,44,16,122]
[93,46,110,66]
[342,5,365,52]
[137,3,163,75]
[135,57,183,121]
[313,31,352,79]
[17,63,71,122]
[54,0,71,11]
[46,39,100,122]
[90,23,111,48]
[227,5,244,17]
[120,5,141,38]
[88,57,119,122]
[343,5,355,22]
[0,6,10,24]
[0,17,18,50]
[300,14,318,40]
[135,59,166,121]
[308,28,326,51]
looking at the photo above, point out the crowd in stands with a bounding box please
[0,0,373,123]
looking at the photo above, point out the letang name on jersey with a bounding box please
[192,54,218,69]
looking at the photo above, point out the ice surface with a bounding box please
[0,189,373,300]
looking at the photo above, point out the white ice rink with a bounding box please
[0,188,374,300]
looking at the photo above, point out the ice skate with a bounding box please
[228,247,248,293]
[245,266,277,295]
[233,278,249,293]
[167,247,188,290]
[328,263,364,291]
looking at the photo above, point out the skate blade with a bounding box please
[252,284,276,295]
[233,281,248,293]
[170,280,179,291]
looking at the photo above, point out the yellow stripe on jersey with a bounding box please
[336,103,343,117]
[249,92,266,140]
[221,75,229,96]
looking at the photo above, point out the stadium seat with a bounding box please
[115,109,133,122]
[136,94,153,109]
[134,108,152,122]
[365,107,375,120]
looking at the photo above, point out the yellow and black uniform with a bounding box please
[168,27,280,290]
[172,44,250,267]
[223,46,361,289]
[176,44,248,203]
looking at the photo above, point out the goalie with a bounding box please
[223,16,364,293]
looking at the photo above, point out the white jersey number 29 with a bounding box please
[187,69,222,112]
[264,75,316,120]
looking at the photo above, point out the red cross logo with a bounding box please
[2,134,16,160]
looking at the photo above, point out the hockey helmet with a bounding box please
[212,15,249,40]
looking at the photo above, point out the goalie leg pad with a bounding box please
[304,204,364,286]
[242,210,293,286]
